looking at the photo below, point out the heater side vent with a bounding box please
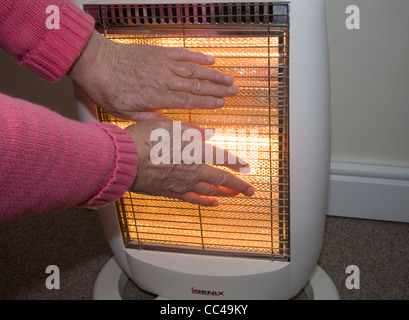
[84,3,289,28]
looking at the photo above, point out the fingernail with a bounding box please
[217,98,226,106]
[225,75,234,84]
[246,187,255,196]
[229,86,239,94]
[207,56,215,63]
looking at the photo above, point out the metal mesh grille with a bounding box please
[85,2,290,260]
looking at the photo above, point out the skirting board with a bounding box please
[327,161,409,223]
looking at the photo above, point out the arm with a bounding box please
[0,0,238,120]
[0,93,138,222]
[0,0,94,81]
[0,0,134,222]
[0,0,252,221]
[0,96,254,221]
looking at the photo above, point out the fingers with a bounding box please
[164,47,216,66]
[199,165,255,197]
[169,61,235,86]
[169,76,239,98]
[165,62,238,110]
[177,183,240,207]
[177,165,254,207]
[177,184,240,207]
[161,90,227,109]
[191,182,239,197]
[177,192,219,207]
[203,143,251,173]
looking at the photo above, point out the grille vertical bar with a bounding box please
[85,2,290,261]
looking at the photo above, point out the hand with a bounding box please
[125,120,255,206]
[69,31,238,121]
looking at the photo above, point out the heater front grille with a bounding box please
[86,2,290,261]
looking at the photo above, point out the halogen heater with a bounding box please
[73,0,339,299]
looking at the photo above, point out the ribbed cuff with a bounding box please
[20,1,95,81]
[81,123,138,207]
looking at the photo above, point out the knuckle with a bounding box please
[183,93,195,109]
[165,47,180,59]
[198,182,214,196]
[175,47,187,57]
[215,171,228,186]
[183,63,196,79]
[190,79,201,95]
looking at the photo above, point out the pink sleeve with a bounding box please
[0,0,95,81]
[0,1,138,221]
[0,93,138,222]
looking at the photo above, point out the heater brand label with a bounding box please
[191,287,224,296]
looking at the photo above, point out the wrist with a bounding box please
[68,30,108,86]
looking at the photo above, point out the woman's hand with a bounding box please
[125,120,255,206]
[69,31,238,122]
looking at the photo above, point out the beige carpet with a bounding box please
[1,208,408,300]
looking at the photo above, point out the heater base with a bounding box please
[93,257,339,300]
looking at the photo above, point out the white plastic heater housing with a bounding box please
[73,0,330,299]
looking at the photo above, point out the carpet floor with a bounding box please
[1,208,408,300]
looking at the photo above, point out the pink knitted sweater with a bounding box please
[0,0,138,221]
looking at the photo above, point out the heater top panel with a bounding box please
[86,2,290,261]
[84,2,289,33]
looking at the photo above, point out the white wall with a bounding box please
[0,0,408,222]
[326,0,409,166]
[325,0,409,222]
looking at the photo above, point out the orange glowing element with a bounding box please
[100,33,289,258]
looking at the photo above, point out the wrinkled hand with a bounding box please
[69,31,238,121]
[125,120,255,206]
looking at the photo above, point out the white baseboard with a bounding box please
[327,161,409,223]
